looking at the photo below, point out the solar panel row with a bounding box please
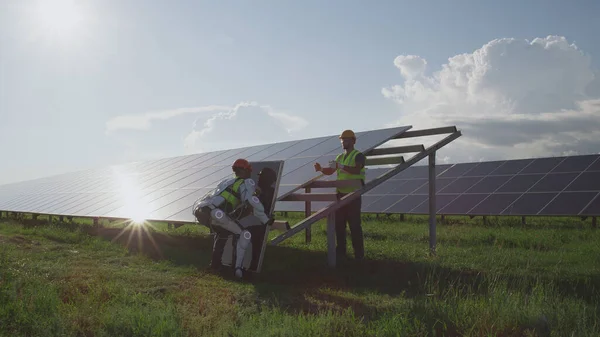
[354,154,600,217]
[0,126,411,222]
[274,154,600,216]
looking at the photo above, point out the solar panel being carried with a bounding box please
[360,154,600,217]
[0,126,412,222]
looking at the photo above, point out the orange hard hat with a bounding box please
[339,129,356,139]
[232,158,252,171]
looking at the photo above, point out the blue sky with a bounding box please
[1,0,600,185]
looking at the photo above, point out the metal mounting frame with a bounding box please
[271,126,462,267]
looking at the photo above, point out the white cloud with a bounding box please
[393,55,427,80]
[105,101,309,155]
[105,105,231,134]
[383,35,600,163]
[183,101,309,154]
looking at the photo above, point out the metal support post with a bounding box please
[327,212,336,267]
[305,187,312,243]
[428,152,437,255]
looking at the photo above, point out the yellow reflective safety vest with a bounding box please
[335,149,366,194]
[219,177,244,212]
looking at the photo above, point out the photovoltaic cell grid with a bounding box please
[0,126,411,222]
[359,154,600,216]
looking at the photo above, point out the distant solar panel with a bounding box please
[356,154,600,217]
[491,159,533,175]
[463,161,506,177]
[580,195,600,215]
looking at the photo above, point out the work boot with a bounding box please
[235,268,244,279]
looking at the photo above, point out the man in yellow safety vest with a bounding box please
[314,129,365,262]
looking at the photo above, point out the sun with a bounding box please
[110,167,150,226]
[130,213,147,226]
[28,0,88,42]
[121,194,150,226]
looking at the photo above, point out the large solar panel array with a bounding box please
[274,154,600,217]
[356,154,600,217]
[0,126,411,222]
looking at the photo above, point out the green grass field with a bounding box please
[0,213,599,336]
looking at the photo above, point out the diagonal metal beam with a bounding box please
[270,130,462,246]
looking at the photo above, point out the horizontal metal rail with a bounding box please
[366,145,424,156]
[365,156,405,166]
[281,193,338,202]
[393,126,458,139]
[306,180,363,189]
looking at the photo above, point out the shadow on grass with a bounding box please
[6,218,597,335]
[83,225,600,312]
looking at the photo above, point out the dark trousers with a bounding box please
[248,225,266,271]
[335,193,364,260]
[210,227,230,268]
[211,225,266,271]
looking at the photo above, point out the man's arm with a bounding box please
[314,153,365,175]
[240,179,270,224]
[314,162,336,175]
